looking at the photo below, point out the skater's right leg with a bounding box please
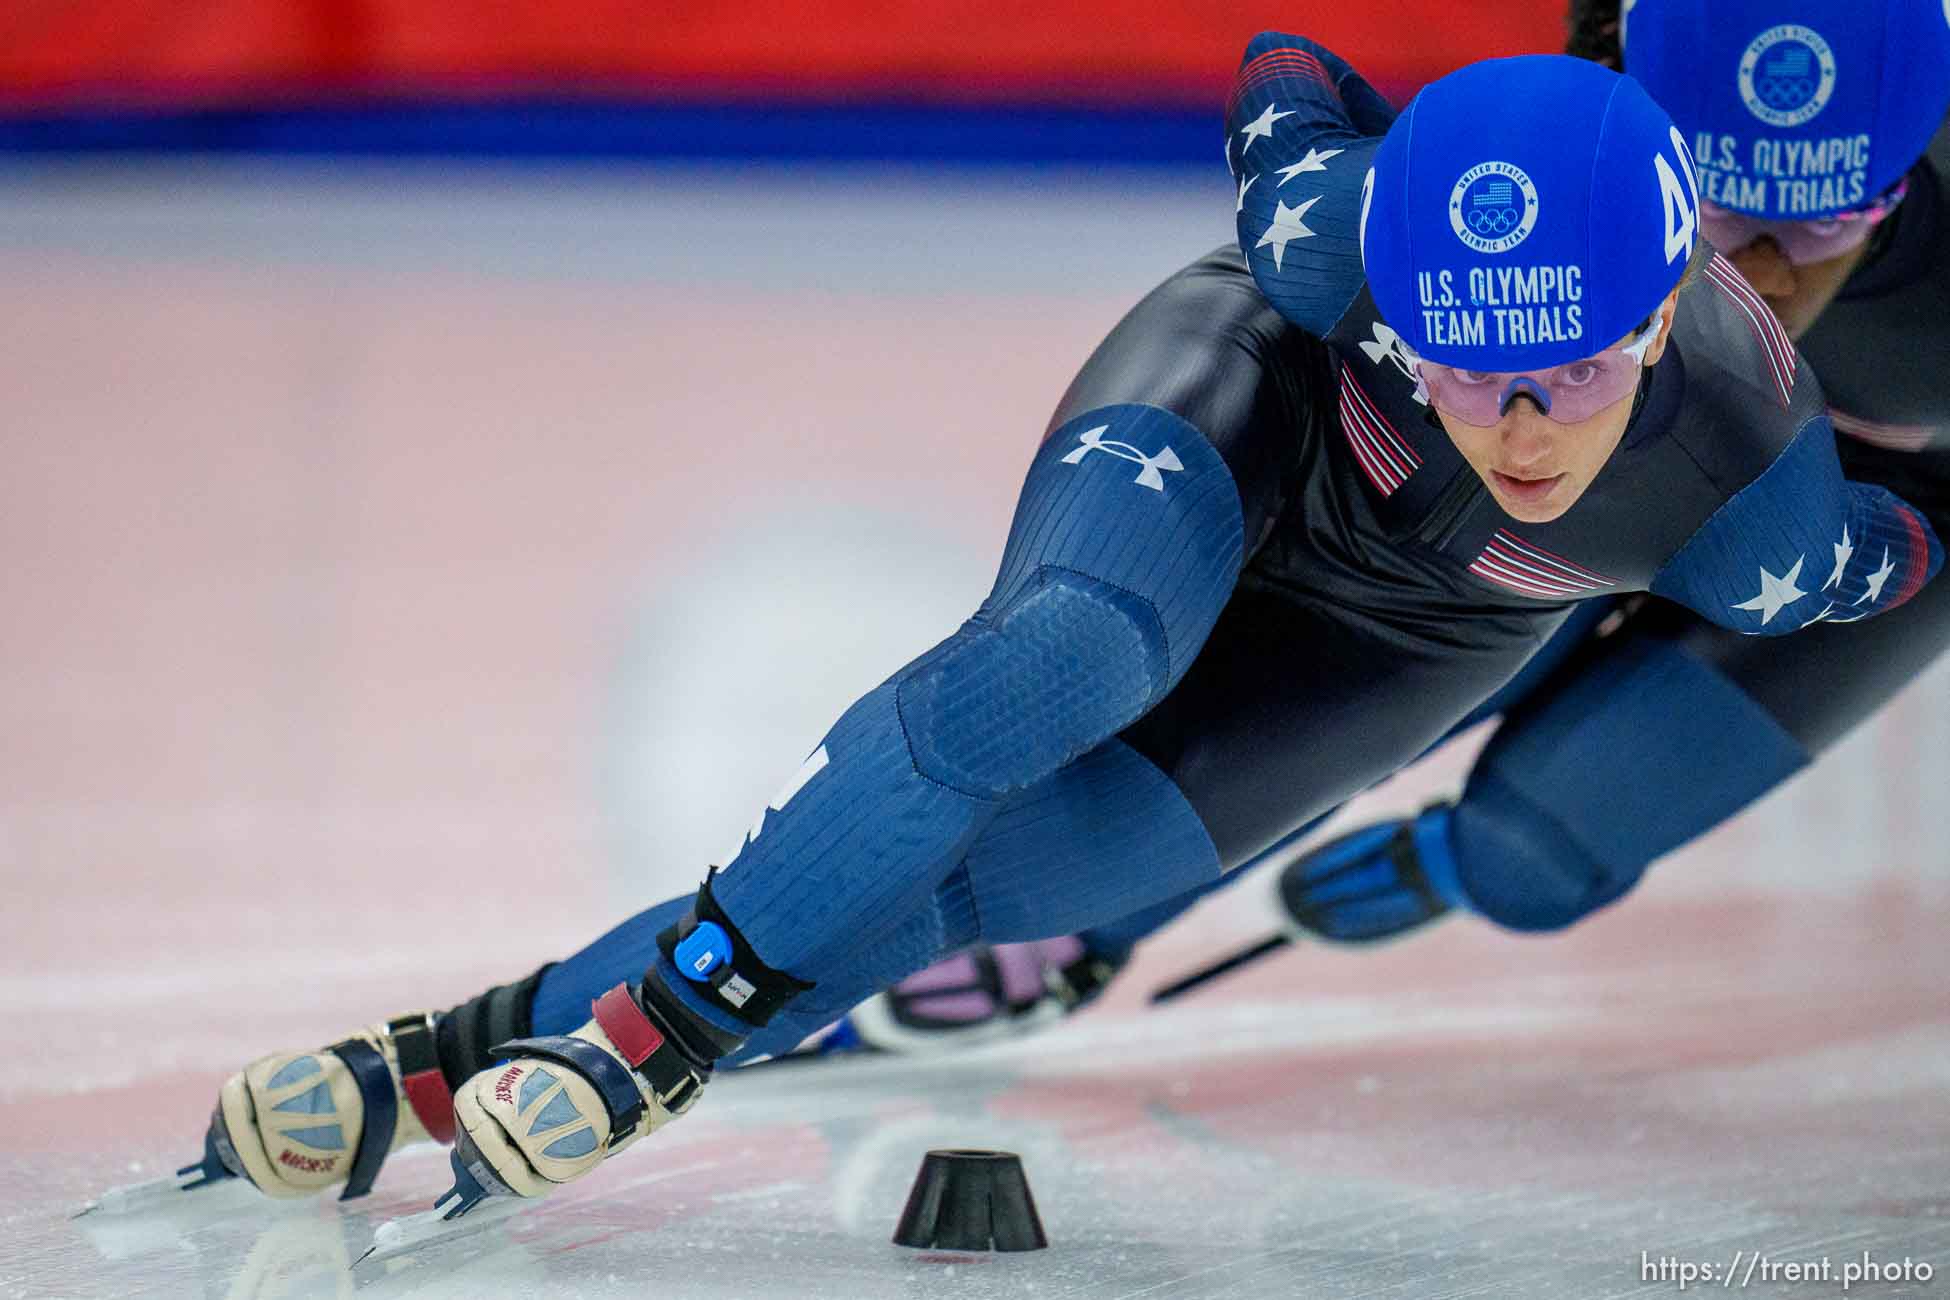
[200,388,1252,1205]
[666,402,1245,1021]
[426,392,1269,1205]
[468,561,1609,1078]
[626,254,1340,1067]
[211,255,1365,1206]
[519,736,1224,1061]
[437,561,1252,1201]
[759,574,1603,1057]
[775,569,1570,1052]
[734,734,1225,1058]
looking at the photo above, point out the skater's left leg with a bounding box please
[1066,596,1621,956]
[1268,528,1950,943]
[1259,609,1815,942]
[1453,566,1950,929]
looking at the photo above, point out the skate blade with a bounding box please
[76,1113,246,1219]
[1148,931,1292,1003]
[72,1166,231,1218]
[353,1195,530,1268]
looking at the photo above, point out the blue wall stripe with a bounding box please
[0,99,1224,164]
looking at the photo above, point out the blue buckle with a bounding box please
[672,921,731,982]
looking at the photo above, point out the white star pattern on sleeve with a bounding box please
[1731,556,1807,624]
[1253,196,1322,271]
[1274,147,1343,185]
[1855,547,1897,605]
[1237,173,1257,214]
[1237,103,1296,153]
[1823,523,1853,591]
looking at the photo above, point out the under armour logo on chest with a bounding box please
[1060,425,1184,492]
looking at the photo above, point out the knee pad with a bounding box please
[897,575,1167,795]
[1450,777,1635,931]
[709,403,1243,982]
[896,403,1244,797]
[1451,632,1809,932]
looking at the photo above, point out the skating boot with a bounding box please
[441,981,712,1211]
[206,1012,457,1201]
[78,1012,460,1216]
[835,937,1122,1055]
[78,969,551,1216]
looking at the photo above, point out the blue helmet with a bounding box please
[1360,55,1700,372]
[1626,0,1950,220]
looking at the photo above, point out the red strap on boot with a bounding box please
[592,983,665,1067]
[387,1013,457,1145]
[400,1070,456,1144]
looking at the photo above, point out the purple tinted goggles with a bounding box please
[1699,180,1908,267]
[1416,318,1662,428]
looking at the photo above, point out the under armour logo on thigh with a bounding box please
[1060,425,1184,492]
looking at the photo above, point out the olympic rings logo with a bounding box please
[1467,207,1519,235]
[1449,161,1538,255]
[1738,25,1836,128]
[1755,75,1816,109]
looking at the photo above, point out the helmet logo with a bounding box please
[1448,161,1539,255]
[1738,25,1837,128]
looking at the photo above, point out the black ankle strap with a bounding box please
[435,964,552,1090]
[656,868,814,1029]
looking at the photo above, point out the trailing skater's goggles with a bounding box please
[1699,179,1909,267]
[1415,316,1662,428]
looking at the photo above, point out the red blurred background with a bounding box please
[0,1,1565,155]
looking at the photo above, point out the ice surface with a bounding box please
[3,164,1948,1298]
[15,906,1950,1299]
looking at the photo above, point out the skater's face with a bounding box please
[1718,232,1874,341]
[1701,184,1904,340]
[1434,291,1679,524]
